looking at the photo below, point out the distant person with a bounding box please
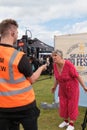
[0,18,47,130]
[39,55,44,65]
[32,57,39,71]
[48,55,53,75]
[29,56,36,72]
[51,49,87,130]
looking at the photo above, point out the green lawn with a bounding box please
[21,75,87,130]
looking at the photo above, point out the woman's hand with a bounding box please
[83,87,87,92]
[51,87,56,93]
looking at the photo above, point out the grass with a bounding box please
[21,75,87,130]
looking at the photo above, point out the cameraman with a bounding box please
[0,18,47,130]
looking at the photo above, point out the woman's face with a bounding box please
[52,53,62,63]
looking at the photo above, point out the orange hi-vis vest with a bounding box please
[0,46,35,108]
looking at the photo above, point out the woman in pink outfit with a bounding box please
[51,49,87,130]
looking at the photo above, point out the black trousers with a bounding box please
[0,106,40,130]
[9,121,19,130]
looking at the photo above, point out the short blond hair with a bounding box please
[52,49,63,58]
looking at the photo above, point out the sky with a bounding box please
[0,0,87,47]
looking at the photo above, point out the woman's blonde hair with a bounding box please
[52,49,63,58]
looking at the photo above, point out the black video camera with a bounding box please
[21,35,34,44]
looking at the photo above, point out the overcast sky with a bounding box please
[0,0,87,46]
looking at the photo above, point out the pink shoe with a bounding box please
[66,125,75,130]
[59,121,69,128]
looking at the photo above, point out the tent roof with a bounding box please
[29,38,54,51]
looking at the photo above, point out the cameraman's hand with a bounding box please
[41,64,47,71]
[28,64,47,84]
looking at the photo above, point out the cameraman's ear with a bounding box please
[11,31,15,37]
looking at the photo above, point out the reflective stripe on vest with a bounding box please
[0,85,32,96]
[0,47,35,108]
[0,50,26,83]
